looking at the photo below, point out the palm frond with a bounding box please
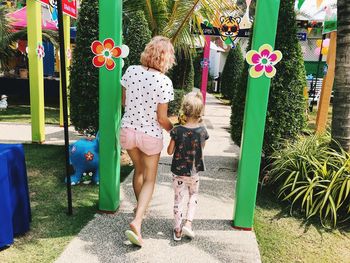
[162,0,238,54]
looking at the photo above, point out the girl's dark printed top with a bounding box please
[170,125,209,176]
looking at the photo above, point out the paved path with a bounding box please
[55,93,261,262]
[0,122,82,145]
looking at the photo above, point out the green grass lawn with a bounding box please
[254,188,350,263]
[307,105,332,131]
[0,106,60,124]
[0,144,133,263]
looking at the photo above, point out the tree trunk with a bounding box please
[331,0,350,151]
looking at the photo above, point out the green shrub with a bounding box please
[168,89,185,116]
[221,44,244,100]
[169,49,194,92]
[70,0,99,134]
[193,51,202,88]
[231,0,307,155]
[267,134,350,227]
[123,10,152,70]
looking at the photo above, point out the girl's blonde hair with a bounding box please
[180,92,204,122]
[140,36,175,73]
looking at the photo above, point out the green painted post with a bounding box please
[233,0,281,229]
[98,0,122,212]
[27,0,45,143]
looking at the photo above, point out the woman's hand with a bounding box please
[157,103,173,132]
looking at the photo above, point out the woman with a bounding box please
[120,36,175,247]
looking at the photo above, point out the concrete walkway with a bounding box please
[0,122,82,145]
[54,93,261,263]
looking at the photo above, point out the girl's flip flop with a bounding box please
[182,226,195,239]
[125,230,142,247]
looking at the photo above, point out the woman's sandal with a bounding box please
[182,226,195,239]
[125,224,143,247]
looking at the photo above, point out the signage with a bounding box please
[297,32,307,41]
[38,0,77,19]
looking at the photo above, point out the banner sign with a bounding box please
[297,32,307,41]
[38,0,77,19]
[198,22,250,38]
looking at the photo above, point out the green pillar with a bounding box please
[27,0,45,143]
[233,0,281,229]
[98,0,123,212]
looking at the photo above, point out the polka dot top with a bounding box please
[120,65,174,139]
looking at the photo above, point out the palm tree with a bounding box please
[0,6,58,72]
[124,0,237,53]
[331,0,350,151]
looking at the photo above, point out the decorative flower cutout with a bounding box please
[246,44,282,78]
[84,151,94,161]
[36,43,45,59]
[91,38,129,71]
[66,48,72,60]
[200,58,210,69]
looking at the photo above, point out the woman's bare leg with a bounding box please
[130,152,160,240]
[127,148,144,201]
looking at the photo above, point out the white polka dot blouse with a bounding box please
[120,65,174,139]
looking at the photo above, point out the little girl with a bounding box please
[167,92,209,241]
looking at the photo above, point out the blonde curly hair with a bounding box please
[179,92,204,123]
[140,36,176,73]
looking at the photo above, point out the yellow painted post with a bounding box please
[315,32,337,133]
[59,15,71,126]
[27,0,45,143]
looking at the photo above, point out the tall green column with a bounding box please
[233,0,281,229]
[27,0,45,143]
[98,0,122,212]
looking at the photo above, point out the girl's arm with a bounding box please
[122,87,126,107]
[157,103,173,132]
[167,139,175,155]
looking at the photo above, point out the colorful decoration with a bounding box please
[36,43,45,59]
[315,38,330,55]
[91,38,129,71]
[66,47,72,60]
[48,0,58,28]
[200,58,210,68]
[67,135,99,185]
[297,0,306,10]
[246,44,282,78]
[219,16,241,47]
[316,0,323,8]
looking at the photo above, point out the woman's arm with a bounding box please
[157,103,173,132]
[167,139,175,155]
[122,87,126,107]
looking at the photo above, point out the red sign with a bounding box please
[39,0,77,19]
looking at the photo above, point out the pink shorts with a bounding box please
[120,128,163,156]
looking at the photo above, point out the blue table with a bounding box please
[0,144,31,248]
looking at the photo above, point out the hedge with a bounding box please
[231,0,307,155]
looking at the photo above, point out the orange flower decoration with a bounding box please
[91,38,122,71]
[84,151,94,161]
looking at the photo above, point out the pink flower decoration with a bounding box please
[246,44,282,78]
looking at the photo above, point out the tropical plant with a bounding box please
[169,48,194,92]
[69,0,99,134]
[267,134,350,228]
[221,43,244,100]
[0,6,58,71]
[231,0,307,155]
[123,10,152,70]
[331,0,350,151]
